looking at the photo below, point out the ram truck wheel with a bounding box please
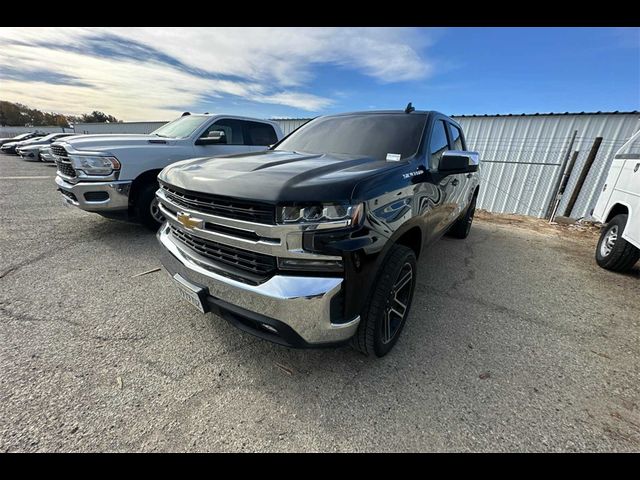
[136,181,165,230]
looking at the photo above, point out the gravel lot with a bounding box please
[1,153,639,452]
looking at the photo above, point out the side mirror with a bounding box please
[195,130,226,145]
[439,150,480,173]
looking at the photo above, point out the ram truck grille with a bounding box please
[52,145,77,178]
[160,183,275,225]
[169,225,277,278]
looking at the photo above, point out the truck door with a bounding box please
[422,118,457,242]
[446,122,472,220]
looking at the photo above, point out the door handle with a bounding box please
[451,179,459,186]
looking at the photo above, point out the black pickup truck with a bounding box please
[156,109,480,357]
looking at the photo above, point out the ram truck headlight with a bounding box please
[280,202,364,226]
[69,155,121,175]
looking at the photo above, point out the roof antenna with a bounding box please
[405,102,415,114]
[181,111,191,116]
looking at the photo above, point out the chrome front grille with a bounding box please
[56,160,76,178]
[52,145,77,178]
[159,182,275,225]
[50,145,67,157]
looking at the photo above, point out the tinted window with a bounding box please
[151,115,210,139]
[449,123,464,150]
[275,114,427,162]
[245,121,277,146]
[430,120,449,169]
[202,119,245,145]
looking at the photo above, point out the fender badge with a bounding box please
[177,212,204,230]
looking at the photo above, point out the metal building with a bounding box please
[271,118,311,136]
[457,112,640,219]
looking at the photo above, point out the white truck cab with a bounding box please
[592,129,640,272]
[53,114,283,229]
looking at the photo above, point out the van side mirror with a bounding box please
[439,150,480,173]
[195,130,226,145]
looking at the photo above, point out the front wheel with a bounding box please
[351,245,417,357]
[595,214,640,272]
[135,181,165,230]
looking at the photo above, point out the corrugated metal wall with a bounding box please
[72,122,168,134]
[456,113,640,219]
[272,118,311,136]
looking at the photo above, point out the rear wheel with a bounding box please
[351,245,417,357]
[136,181,165,230]
[595,214,640,272]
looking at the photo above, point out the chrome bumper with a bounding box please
[55,175,131,211]
[157,223,360,346]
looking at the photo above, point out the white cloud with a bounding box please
[0,27,435,120]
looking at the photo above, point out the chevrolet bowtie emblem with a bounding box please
[177,212,204,230]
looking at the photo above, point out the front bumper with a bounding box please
[18,149,38,160]
[157,223,360,347]
[55,175,131,212]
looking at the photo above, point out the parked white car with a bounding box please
[17,132,77,161]
[53,114,284,228]
[592,129,640,272]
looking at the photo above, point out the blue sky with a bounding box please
[0,27,638,121]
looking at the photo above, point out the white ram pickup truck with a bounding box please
[53,114,283,228]
[593,129,640,272]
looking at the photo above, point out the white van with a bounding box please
[592,129,640,272]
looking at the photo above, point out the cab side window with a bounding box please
[244,121,278,146]
[201,119,245,145]
[429,120,450,170]
[448,123,465,151]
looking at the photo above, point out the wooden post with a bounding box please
[549,150,579,223]
[545,129,578,219]
[563,137,603,218]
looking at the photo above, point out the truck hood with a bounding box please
[159,150,407,203]
[59,134,173,153]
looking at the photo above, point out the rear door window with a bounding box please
[244,121,278,146]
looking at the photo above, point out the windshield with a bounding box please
[38,134,58,142]
[616,130,640,158]
[14,133,32,140]
[275,113,428,162]
[151,115,210,139]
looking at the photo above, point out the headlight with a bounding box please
[280,202,364,226]
[69,155,121,175]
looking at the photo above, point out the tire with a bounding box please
[135,181,165,231]
[351,244,417,357]
[595,214,640,272]
[447,193,477,239]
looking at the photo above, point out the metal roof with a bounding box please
[453,111,639,118]
[273,111,639,121]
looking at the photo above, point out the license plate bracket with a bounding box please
[172,273,209,313]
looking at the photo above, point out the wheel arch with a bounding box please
[605,202,631,223]
[129,169,163,208]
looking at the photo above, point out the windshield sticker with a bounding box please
[386,153,401,162]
